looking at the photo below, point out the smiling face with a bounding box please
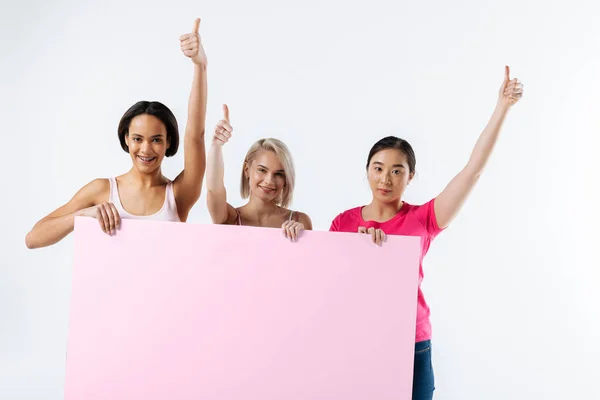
[367,148,414,204]
[244,149,287,203]
[125,114,169,174]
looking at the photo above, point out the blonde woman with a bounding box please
[206,105,312,240]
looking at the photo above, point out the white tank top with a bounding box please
[108,177,181,222]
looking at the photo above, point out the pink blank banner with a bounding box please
[65,217,421,400]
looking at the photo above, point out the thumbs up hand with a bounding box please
[213,104,233,146]
[498,65,523,106]
[180,17,207,66]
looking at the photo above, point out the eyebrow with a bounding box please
[130,133,165,138]
[372,161,406,168]
[257,164,285,173]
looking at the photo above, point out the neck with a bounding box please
[126,167,164,188]
[365,197,403,221]
[244,194,280,217]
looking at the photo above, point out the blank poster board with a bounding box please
[64,217,421,400]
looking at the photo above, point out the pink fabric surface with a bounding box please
[65,217,421,400]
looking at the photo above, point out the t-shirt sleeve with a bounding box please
[416,198,444,239]
[329,214,341,232]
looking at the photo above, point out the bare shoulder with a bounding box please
[75,178,110,204]
[87,177,110,195]
[295,211,313,230]
[87,177,110,190]
[42,178,109,220]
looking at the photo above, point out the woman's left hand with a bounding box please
[180,18,207,66]
[282,220,304,242]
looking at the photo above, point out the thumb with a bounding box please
[504,65,510,84]
[193,18,200,34]
[223,104,230,122]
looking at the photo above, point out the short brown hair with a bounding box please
[117,101,179,157]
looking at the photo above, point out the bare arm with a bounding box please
[434,66,524,229]
[173,18,208,221]
[206,104,237,224]
[25,179,111,249]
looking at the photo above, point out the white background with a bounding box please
[1,0,599,398]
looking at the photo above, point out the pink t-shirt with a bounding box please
[329,198,444,343]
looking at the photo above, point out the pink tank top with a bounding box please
[108,177,180,222]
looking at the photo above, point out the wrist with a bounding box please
[495,99,511,113]
[211,140,224,149]
[193,61,207,70]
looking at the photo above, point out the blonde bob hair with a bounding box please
[240,138,295,208]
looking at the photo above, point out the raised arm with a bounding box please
[206,104,237,224]
[434,66,524,229]
[25,179,119,249]
[173,18,208,220]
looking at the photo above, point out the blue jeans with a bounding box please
[412,340,435,400]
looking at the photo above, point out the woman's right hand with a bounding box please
[213,104,232,146]
[358,226,386,246]
[77,203,121,235]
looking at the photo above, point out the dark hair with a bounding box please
[366,136,416,174]
[117,101,179,157]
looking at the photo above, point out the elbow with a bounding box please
[464,163,485,180]
[25,231,37,249]
[206,187,225,198]
[186,130,206,142]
